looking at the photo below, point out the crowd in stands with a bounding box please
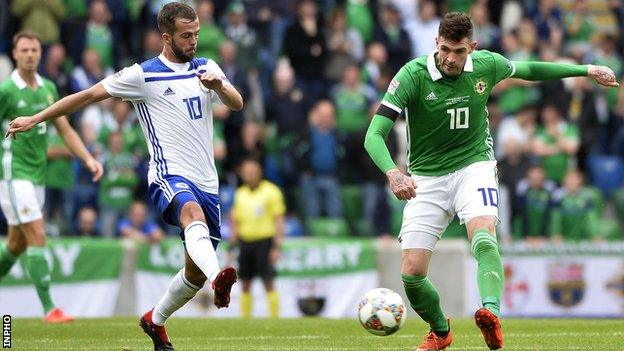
[1,0,624,243]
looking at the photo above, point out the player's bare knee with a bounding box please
[6,240,26,256]
[467,216,496,236]
[180,202,206,226]
[401,255,427,276]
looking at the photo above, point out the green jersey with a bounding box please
[518,187,551,237]
[381,50,514,176]
[0,71,57,185]
[549,190,597,241]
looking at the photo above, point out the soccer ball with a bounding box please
[357,288,407,336]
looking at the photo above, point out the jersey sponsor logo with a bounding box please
[163,87,176,96]
[475,79,487,94]
[16,100,26,109]
[425,91,437,101]
[388,78,400,95]
[175,182,190,189]
[47,94,54,105]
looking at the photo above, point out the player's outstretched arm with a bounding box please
[52,116,104,181]
[6,83,112,138]
[512,61,619,87]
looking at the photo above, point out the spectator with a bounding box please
[118,201,164,243]
[70,49,114,94]
[264,61,310,199]
[46,125,76,231]
[331,63,376,134]
[516,165,556,243]
[196,0,224,61]
[41,44,70,98]
[361,42,388,91]
[529,0,564,48]
[564,0,595,60]
[295,100,344,219]
[567,77,599,171]
[324,6,364,83]
[550,169,599,242]
[99,99,147,158]
[532,104,580,184]
[227,119,266,174]
[283,0,327,101]
[224,2,259,73]
[11,0,66,46]
[76,207,99,237]
[141,30,163,62]
[80,0,115,69]
[345,0,374,43]
[373,2,411,75]
[496,104,537,159]
[404,0,440,58]
[470,2,499,51]
[230,158,285,318]
[99,132,139,237]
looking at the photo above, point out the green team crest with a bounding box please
[475,79,487,94]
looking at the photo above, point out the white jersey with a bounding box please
[102,54,230,194]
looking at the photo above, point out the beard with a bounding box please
[171,40,194,62]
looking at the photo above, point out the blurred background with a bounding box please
[1,0,624,319]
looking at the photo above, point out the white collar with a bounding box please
[426,51,473,81]
[11,69,44,89]
[159,54,190,72]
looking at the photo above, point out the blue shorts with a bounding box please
[149,175,221,249]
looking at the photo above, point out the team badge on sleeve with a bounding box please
[388,78,400,95]
[475,79,487,94]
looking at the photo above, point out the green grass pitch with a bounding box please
[9,317,624,350]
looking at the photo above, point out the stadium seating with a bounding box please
[587,155,624,196]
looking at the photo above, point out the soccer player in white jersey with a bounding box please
[7,3,243,350]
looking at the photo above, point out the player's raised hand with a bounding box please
[5,116,38,139]
[84,157,104,182]
[588,65,619,87]
[197,73,224,91]
[386,168,417,200]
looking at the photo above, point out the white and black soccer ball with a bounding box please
[357,288,407,336]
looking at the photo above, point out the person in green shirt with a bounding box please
[531,104,580,184]
[99,132,139,237]
[0,31,103,323]
[516,165,556,242]
[364,13,618,351]
[550,169,599,242]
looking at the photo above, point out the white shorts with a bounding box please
[0,180,45,226]
[400,161,499,251]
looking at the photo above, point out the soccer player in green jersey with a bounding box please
[364,13,618,351]
[0,31,103,323]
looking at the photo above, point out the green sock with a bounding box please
[25,247,55,314]
[471,229,504,317]
[0,243,19,280]
[402,273,448,332]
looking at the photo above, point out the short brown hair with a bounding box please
[438,12,473,42]
[157,2,197,35]
[12,30,41,47]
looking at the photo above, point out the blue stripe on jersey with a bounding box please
[144,73,197,82]
[189,58,208,70]
[141,103,169,175]
[137,103,167,181]
[136,103,162,176]
[140,57,175,73]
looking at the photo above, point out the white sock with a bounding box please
[184,220,221,283]
[152,268,199,326]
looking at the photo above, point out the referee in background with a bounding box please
[230,157,285,318]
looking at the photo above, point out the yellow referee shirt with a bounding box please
[232,180,286,242]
